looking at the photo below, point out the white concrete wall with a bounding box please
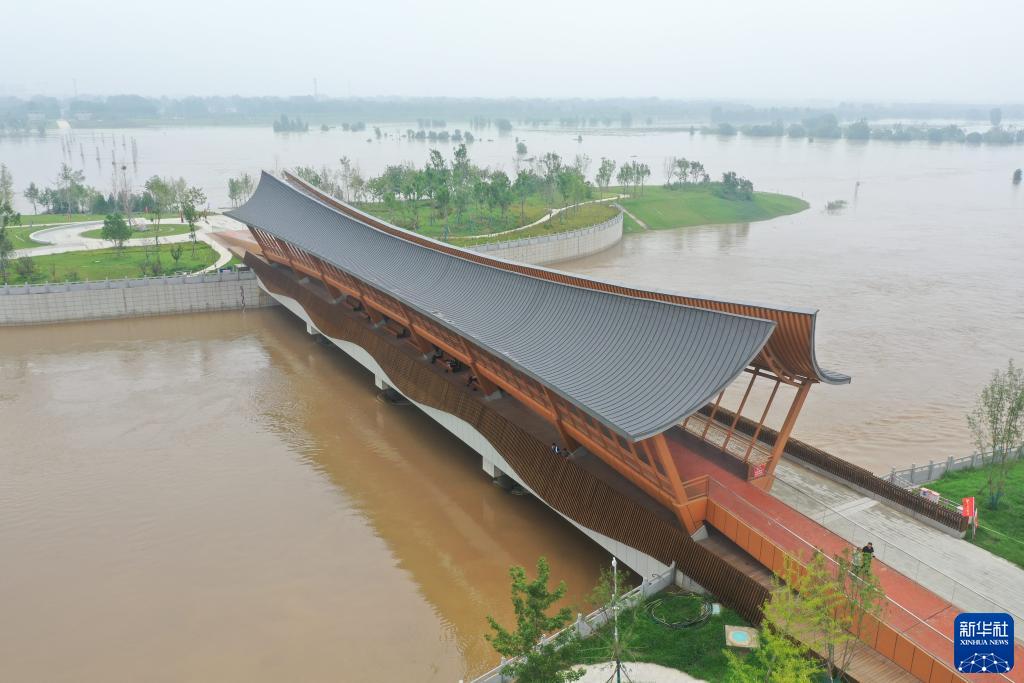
[470,212,623,265]
[264,283,671,580]
[0,271,277,326]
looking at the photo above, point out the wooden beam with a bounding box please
[648,433,700,533]
[763,381,812,480]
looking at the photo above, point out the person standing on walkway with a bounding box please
[860,542,874,572]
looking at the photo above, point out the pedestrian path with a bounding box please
[12,215,236,271]
[773,459,1024,629]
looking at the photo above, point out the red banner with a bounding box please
[962,496,975,518]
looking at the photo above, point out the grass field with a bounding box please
[358,194,554,239]
[16,213,177,227]
[614,185,809,232]
[80,223,193,240]
[558,592,750,680]
[5,242,218,285]
[928,457,1024,568]
[4,225,47,249]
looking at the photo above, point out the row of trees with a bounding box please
[297,147,599,236]
[11,163,200,223]
[227,173,255,208]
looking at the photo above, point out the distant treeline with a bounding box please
[704,112,1024,145]
[2,95,1022,132]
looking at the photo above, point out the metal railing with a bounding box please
[0,268,255,295]
[889,445,1024,486]
[467,563,676,683]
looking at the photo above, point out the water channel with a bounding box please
[0,312,607,681]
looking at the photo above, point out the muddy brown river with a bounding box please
[0,311,606,681]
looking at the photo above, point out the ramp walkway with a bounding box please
[772,459,1024,629]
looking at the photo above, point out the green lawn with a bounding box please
[559,592,751,680]
[6,242,218,285]
[15,213,108,226]
[16,213,177,227]
[613,185,809,230]
[928,457,1024,568]
[4,225,47,249]
[80,223,193,240]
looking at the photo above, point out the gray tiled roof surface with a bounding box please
[228,172,777,441]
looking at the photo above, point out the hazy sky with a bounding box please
[3,0,1021,102]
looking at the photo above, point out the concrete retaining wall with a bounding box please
[469,212,623,265]
[0,270,277,326]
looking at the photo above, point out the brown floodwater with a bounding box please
[0,310,607,682]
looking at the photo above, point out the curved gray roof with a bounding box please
[228,172,777,441]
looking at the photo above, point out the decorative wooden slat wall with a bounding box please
[246,253,772,625]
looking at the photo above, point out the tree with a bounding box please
[24,182,40,216]
[764,550,885,683]
[0,164,13,205]
[990,107,1003,127]
[616,164,634,195]
[486,557,582,683]
[689,161,708,184]
[0,199,20,284]
[170,243,184,267]
[489,171,513,227]
[57,163,86,220]
[596,158,616,198]
[512,169,538,224]
[662,156,676,187]
[635,162,651,195]
[516,141,528,158]
[144,176,174,260]
[181,186,207,256]
[967,360,1024,509]
[14,256,37,282]
[673,158,691,187]
[101,213,133,252]
[1013,169,1022,185]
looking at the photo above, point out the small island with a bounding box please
[291,147,808,248]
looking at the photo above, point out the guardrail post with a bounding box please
[946,455,954,475]
[927,460,934,480]
[889,467,895,483]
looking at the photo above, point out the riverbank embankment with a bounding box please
[0,270,277,326]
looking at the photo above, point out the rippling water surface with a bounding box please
[0,311,606,681]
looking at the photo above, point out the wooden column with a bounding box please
[649,433,700,534]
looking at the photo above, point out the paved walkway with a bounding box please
[14,214,240,272]
[613,203,649,230]
[666,428,1024,682]
[772,459,1024,630]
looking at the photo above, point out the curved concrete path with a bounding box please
[13,215,241,272]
